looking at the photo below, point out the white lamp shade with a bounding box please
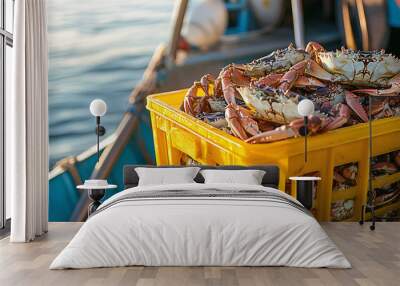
[90,99,107,117]
[297,99,315,117]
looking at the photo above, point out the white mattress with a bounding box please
[50,183,351,269]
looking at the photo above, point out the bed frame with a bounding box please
[123,165,280,189]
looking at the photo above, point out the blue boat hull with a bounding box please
[48,110,155,221]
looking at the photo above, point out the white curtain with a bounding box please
[7,0,49,242]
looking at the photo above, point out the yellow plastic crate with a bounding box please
[146,89,400,221]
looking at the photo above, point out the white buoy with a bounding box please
[181,0,228,50]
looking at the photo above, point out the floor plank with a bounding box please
[0,222,399,286]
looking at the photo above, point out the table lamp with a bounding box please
[297,99,315,162]
[90,99,107,163]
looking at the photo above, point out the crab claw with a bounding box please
[290,116,322,134]
[213,77,223,97]
[344,90,369,122]
[323,104,351,131]
[305,41,326,58]
[225,104,248,140]
[235,105,260,136]
[245,125,298,144]
[183,82,202,116]
[225,104,259,140]
[220,66,251,105]
[200,74,215,97]
[353,73,400,97]
[253,73,283,88]
[293,75,326,89]
[373,101,394,119]
[305,59,337,82]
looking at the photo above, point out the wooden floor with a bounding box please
[0,223,399,286]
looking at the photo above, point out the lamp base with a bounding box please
[87,189,105,216]
[296,180,313,210]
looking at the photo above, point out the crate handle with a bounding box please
[170,127,202,160]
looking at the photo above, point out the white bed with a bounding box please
[50,182,351,269]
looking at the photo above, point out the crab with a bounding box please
[372,162,398,176]
[218,44,312,105]
[182,81,211,117]
[240,81,366,123]
[254,75,369,124]
[241,85,358,144]
[265,41,400,103]
[247,73,330,122]
[233,43,309,78]
[305,42,400,96]
[183,74,225,116]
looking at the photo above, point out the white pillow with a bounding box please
[200,169,266,185]
[135,167,200,186]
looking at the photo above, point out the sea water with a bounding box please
[48,0,173,166]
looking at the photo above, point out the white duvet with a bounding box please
[50,183,351,269]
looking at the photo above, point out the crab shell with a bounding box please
[315,49,400,87]
[197,112,228,129]
[238,86,301,124]
[207,97,227,112]
[236,44,309,78]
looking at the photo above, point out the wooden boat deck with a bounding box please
[0,222,399,286]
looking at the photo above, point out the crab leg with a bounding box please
[293,75,326,88]
[225,104,259,140]
[373,100,394,119]
[323,104,351,131]
[295,115,323,134]
[253,74,283,88]
[353,73,400,97]
[370,98,388,115]
[235,105,260,136]
[344,90,369,122]
[183,82,202,116]
[220,68,237,105]
[277,60,329,94]
[305,59,338,82]
[245,125,298,143]
[245,116,322,144]
[277,60,308,94]
[225,104,249,140]
[220,66,251,105]
[254,74,326,89]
